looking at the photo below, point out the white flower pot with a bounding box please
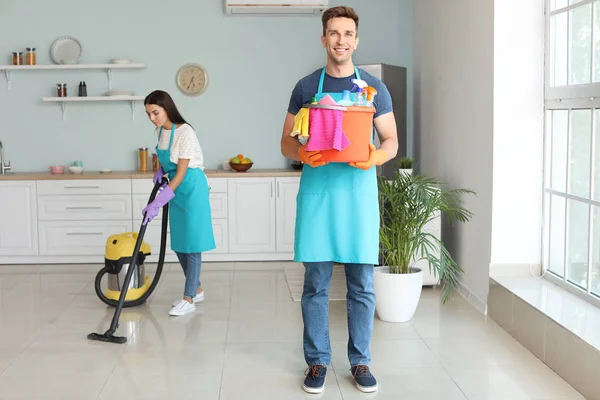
[399,168,413,176]
[374,266,423,323]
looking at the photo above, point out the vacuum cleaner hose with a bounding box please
[94,182,169,308]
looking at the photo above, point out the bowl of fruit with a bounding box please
[229,154,253,172]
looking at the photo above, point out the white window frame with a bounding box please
[543,0,600,308]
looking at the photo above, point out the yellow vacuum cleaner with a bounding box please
[103,231,152,303]
[88,177,169,344]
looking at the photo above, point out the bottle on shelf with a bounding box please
[55,83,67,97]
[78,81,87,97]
[12,52,23,65]
[25,48,36,65]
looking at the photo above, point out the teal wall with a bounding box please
[0,0,412,172]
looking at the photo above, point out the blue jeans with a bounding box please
[175,252,202,299]
[301,262,375,367]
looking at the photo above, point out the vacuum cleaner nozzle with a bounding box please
[87,332,127,344]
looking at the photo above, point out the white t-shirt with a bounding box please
[156,123,204,170]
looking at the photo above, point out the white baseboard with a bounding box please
[457,280,488,315]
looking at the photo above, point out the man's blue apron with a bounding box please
[294,67,379,264]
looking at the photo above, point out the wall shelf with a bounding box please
[42,96,145,121]
[0,63,146,90]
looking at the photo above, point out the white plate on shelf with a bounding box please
[99,168,112,174]
[51,36,82,65]
[110,58,131,64]
[106,90,133,96]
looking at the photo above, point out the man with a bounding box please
[280,5,398,395]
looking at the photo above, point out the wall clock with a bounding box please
[176,63,209,96]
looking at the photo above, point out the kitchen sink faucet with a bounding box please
[0,140,11,175]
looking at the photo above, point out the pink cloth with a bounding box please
[305,108,351,151]
[318,94,338,106]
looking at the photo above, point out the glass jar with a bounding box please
[138,148,149,172]
[12,52,23,65]
[25,48,36,65]
[152,153,159,172]
[56,83,67,97]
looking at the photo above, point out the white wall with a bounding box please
[492,0,544,266]
[0,0,413,172]
[413,0,494,305]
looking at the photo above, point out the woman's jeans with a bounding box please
[175,252,202,299]
[301,262,376,367]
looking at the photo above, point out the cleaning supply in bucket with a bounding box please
[351,79,368,93]
[318,94,338,106]
[295,93,375,161]
[305,107,350,152]
[364,87,378,106]
[291,107,310,145]
[338,89,352,106]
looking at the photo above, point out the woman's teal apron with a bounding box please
[157,125,215,254]
[293,67,379,265]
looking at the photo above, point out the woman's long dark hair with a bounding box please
[144,90,190,126]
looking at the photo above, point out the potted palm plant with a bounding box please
[375,168,475,322]
[398,156,413,176]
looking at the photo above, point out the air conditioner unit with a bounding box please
[224,0,328,16]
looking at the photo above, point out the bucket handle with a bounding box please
[301,103,347,111]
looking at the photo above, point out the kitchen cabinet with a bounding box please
[227,176,300,254]
[207,178,229,254]
[0,181,38,256]
[37,179,133,256]
[211,219,229,254]
[38,220,133,256]
[227,177,277,253]
[37,179,131,195]
[275,177,300,253]
[37,194,132,221]
[0,174,300,264]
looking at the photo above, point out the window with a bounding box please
[544,0,600,305]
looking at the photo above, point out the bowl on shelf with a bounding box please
[229,162,253,172]
[49,165,66,174]
[68,166,84,174]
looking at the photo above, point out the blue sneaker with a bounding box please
[351,365,378,393]
[303,365,327,394]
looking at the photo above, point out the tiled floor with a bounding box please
[0,262,585,399]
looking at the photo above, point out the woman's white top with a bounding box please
[156,123,204,170]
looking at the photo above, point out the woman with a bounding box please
[142,90,215,316]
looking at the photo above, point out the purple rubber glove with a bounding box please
[142,184,175,224]
[153,166,165,184]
